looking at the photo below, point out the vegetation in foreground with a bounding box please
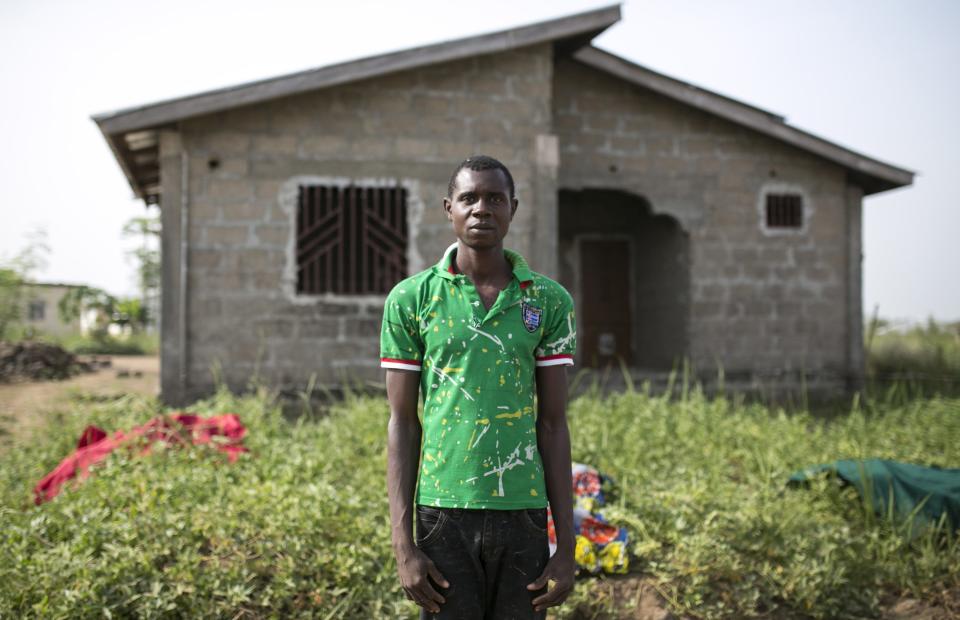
[1,381,957,619]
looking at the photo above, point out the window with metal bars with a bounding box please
[296,185,408,295]
[765,193,803,229]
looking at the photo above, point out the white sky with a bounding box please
[1,0,957,322]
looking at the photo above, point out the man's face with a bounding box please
[443,168,518,250]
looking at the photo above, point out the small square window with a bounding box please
[766,193,803,228]
[296,185,408,295]
[28,300,45,321]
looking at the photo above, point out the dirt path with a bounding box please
[0,355,159,448]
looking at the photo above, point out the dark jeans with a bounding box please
[415,504,550,620]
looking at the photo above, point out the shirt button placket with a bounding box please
[461,278,483,327]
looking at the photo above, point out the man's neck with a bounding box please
[453,241,512,286]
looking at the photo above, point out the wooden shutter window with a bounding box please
[765,193,803,228]
[296,185,408,295]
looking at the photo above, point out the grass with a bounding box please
[0,375,957,619]
[3,329,160,356]
[61,333,160,356]
[0,387,405,618]
[866,319,960,397]
[563,382,959,618]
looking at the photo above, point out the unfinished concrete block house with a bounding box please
[95,5,912,405]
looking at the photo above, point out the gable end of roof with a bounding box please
[572,45,913,195]
[92,4,621,204]
[93,5,620,136]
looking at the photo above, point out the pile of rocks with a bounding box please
[0,341,94,382]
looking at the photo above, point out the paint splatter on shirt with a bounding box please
[380,245,576,509]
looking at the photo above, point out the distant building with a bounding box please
[21,282,87,338]
[94,5,912,405]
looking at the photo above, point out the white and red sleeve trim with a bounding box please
[380,358,422,371]
[535,354,575,367]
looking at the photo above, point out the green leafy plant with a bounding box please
[122,214,160,331]
[0,381,957,618]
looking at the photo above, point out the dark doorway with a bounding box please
[580,240,632,366]
[558,189,690,370]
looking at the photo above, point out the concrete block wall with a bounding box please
[158,45,556,404]
[552,58,861,389]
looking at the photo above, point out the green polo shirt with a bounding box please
[380,244,576,509]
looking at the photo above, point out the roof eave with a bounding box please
[93,4,621,206]
[93,4,621,136]
[572,45,914,196]
[96,124,146,202]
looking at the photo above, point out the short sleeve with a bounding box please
[535,287,576,367]
[380,284,424,371]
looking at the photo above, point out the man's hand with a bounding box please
[385,369,446,611]
[396,544,449,614]
[526,548,575,612]
[531,364,576,611]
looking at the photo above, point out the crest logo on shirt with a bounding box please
[521,302,542,332]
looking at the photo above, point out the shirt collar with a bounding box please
[435,243,534,288]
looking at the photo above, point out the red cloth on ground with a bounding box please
[33,413,247,505]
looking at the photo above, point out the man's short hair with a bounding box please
[447,155,516,199]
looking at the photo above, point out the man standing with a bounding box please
[381,155,577,619]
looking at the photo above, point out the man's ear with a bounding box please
[510,197,518,220]
[442,197,453,221]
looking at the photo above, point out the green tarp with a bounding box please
[789,459,960,531]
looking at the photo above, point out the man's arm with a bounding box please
[385,368,448,614]
[527,364,576,612]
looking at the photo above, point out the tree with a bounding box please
[0,229,50,340]
[58,286,117,340]
[122,214,160,329]
[0,267,25,341]
[113,297,148,334]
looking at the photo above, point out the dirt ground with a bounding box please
[0,355,159,448]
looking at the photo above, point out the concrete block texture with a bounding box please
[553,57,858,386]
[159,44,555,402]
[156,43,863,403]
